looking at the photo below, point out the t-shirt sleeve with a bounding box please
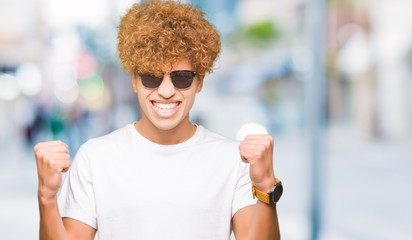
[58,146,97,229]
[231,160,257,217]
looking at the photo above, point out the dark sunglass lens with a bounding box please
[140,74,162,88]
[171,71,194,89]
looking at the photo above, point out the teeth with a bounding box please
[153,102,178,111]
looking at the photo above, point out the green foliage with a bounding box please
[244,21,280,41]
[229,20,282,49]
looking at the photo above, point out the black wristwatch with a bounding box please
[252,178,283,204]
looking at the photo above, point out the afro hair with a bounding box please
[117,0,221,76]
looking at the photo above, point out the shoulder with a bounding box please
[198,125,239,146]
[195,126,246,180]
[84,124,133,147]
[80,124,133,154]
[196,125,240,157]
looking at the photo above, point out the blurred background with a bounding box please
[0,0,411,239]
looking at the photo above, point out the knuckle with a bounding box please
[35,149,43,157]
[48,160,56,168]
[256,150,263,158]
[264,139,271,147]
[44,155,53,163]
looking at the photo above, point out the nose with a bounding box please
[157,74,176,98]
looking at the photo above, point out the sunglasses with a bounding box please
[138,70,198,90]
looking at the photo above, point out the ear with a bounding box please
[131,72,138,93]
[195,74,205,93]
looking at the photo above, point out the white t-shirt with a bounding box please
[58,123,256,240]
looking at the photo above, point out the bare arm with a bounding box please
[35,141,96,240]
[234,135,281,239]
[232,195,280,240]
[63,218,96,240]
[38,194,68,240]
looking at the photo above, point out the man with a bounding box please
[34,1,282,239]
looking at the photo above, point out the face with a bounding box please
[131,58,204,132]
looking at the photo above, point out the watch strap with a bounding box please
[252,178,280,204]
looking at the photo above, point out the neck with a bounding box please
[134,116,196,145]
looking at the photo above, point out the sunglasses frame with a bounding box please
[138,70,198,90]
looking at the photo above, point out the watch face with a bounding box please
[271,183,283,203]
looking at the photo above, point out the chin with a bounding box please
[152,119,181,131]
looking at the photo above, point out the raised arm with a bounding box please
[34,141,96,240]
[233,134,281,240]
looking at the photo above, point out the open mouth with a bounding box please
[151,101,181,113]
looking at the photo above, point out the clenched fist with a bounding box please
[34,141,71,199]
[239,134,276,192]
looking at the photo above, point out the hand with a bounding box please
[239,135,276,192]
[34,141,71,199]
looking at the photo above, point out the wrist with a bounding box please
[254,177,277,193]
[38,189,57,205]
[252,177,283,204]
